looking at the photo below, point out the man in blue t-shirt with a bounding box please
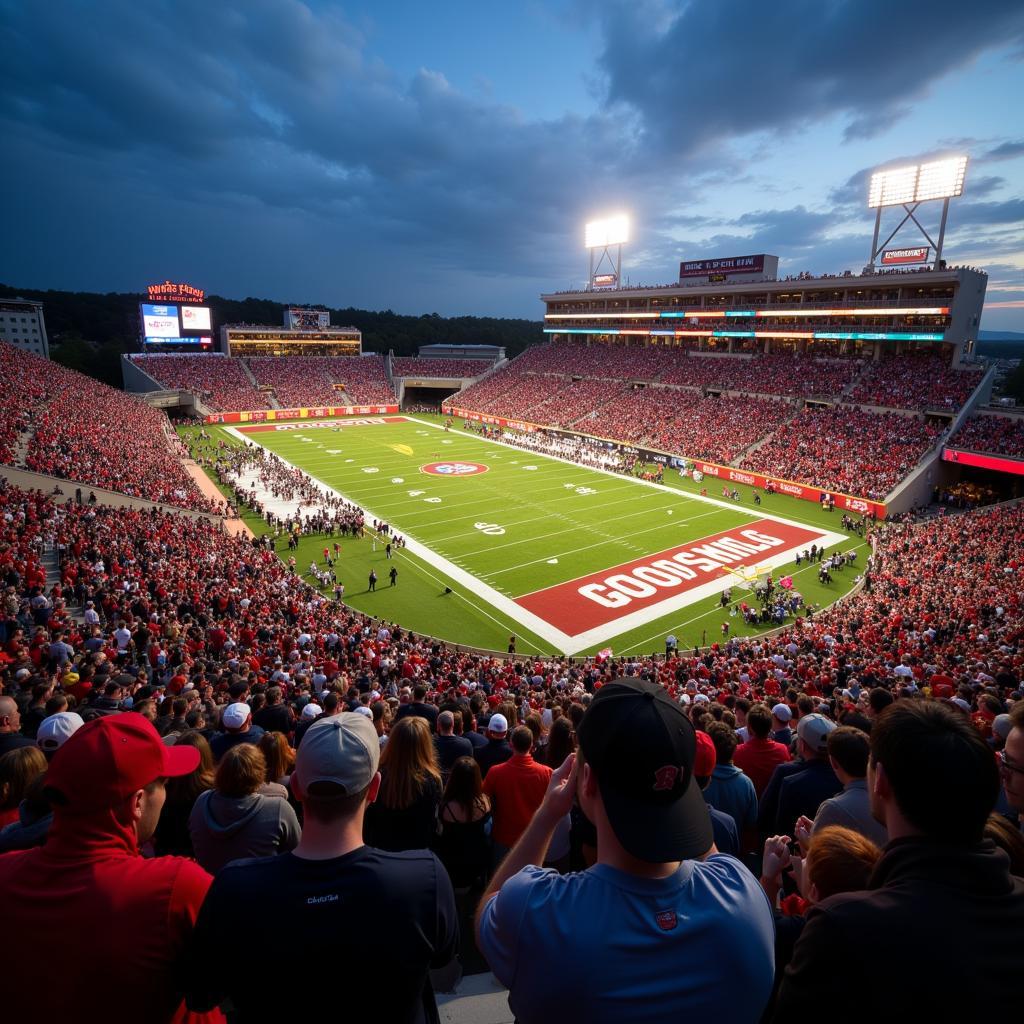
[476,678,774,1024]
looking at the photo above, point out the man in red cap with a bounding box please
[0,713,223,1024]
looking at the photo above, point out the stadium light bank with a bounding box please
[585,214,630,291]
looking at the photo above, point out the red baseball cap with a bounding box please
[694,730,717,778]
[46,713,199,808]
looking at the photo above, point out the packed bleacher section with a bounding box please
[739,406,943,500]
[249,355,395,407]
[392,357,494,378]
[2,473,1022,1018]
[582,389,794,463]
[847,354,983,411]
[2,344,217,512]
[949,414,1024,458]
[656,351,864,397]
[133,355,272,412]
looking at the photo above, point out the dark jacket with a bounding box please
[395,702,439,728]
[474,737,512,779]
[774,838,1024,1020]
[435,734,474,779]
[758,757,840,836]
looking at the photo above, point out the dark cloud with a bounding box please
[0,0,1020,321]
[981,139,1024,162]
[596,0,1024,156]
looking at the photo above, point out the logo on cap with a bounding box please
[653,765,682,791]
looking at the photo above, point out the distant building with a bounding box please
[0,298,48,358]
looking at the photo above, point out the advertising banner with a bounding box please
[690,460,886,517]
[881,247,930,265]
[680,254,765,279]
[205,404,398,424]
[942,447,1024,477]
[442,405,539,433]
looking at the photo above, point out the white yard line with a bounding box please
[227,418,855,655]
[224,425,576,651]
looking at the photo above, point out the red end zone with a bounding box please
[515,518,829,635]
[236,417,407,433]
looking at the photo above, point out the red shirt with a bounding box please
[483,753,552,848]
[733,736,792,797]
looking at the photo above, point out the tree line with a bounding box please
[0,283,543,387]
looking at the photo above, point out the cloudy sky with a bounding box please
[2,0,1022,328]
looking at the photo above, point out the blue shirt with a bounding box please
[479,856,774,1024]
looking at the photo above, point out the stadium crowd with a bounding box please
[249,355,395,407]
[950,414,1024,458]
[847,354,982,411]
[0,474,1022,1019]
[2,344,217,513]
[392,357,495,379]
[134,355,273,413]
[740,407,943,500]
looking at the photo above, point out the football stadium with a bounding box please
[2,21,1024,1020]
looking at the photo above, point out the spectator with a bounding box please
[693,729,740,856]
[476,678,774,1023]
[775,701,1024,1017]
[734,704,791,797]
[189,743,300,874]
[770,703,793,747]
[209,702,265,761]
[0,695,33,755]
[258,730,295,791]
[474,712,512,778]
[0,714,221,1023]
[435,709,473,783]
[0,746,47,828]
[395,682,440,728]
[154,730,215,859]
[186,712,458,1023]
[483,725,554,860]
[799,726,888,848]
[437,755,493,890]
[253,685,293,736]
[364,715,443,852]
[984,811,1024,875]
[34,710,84,758]
[999,700,1024,817]
[760,713,841,838]
[700,721,758,853]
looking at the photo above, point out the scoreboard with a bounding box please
[140,282,213,349]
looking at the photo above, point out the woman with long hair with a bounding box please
[154,730,215,858]
[0,747,48,830]
[258,731,295,792]
[364,716,442,852]
[436,756,492,890]
[544,717,575,769]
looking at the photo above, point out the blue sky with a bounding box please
[1,0,1022,329]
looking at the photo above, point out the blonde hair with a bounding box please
[378,716,441,810]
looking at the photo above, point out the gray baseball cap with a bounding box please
[797,713,837,754]
[294,713,380,795]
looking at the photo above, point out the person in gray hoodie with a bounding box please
[189,743,300,874]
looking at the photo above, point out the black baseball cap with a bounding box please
[577,678,713,863]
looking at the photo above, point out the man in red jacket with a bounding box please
[0,713,223,1024]
[734,703,791,797]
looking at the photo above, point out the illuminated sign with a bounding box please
[882,247,930,265]
[144,336,212,347]
[592,273,618,288]
[679,255,765,279]
[181,305,212,331]
[146,280,205,303]
[141,304,179,338]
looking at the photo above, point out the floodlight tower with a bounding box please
[585,215,629,290]
[866,156,968,270]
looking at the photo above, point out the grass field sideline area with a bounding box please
[179,414,868,656]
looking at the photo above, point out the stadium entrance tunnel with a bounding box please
[401,386,458,411]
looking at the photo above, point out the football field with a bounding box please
[210,414,859,656]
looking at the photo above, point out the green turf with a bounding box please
[180,415,868,656]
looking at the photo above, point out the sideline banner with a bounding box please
[443,405,539,433]
[205,404,398,424]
